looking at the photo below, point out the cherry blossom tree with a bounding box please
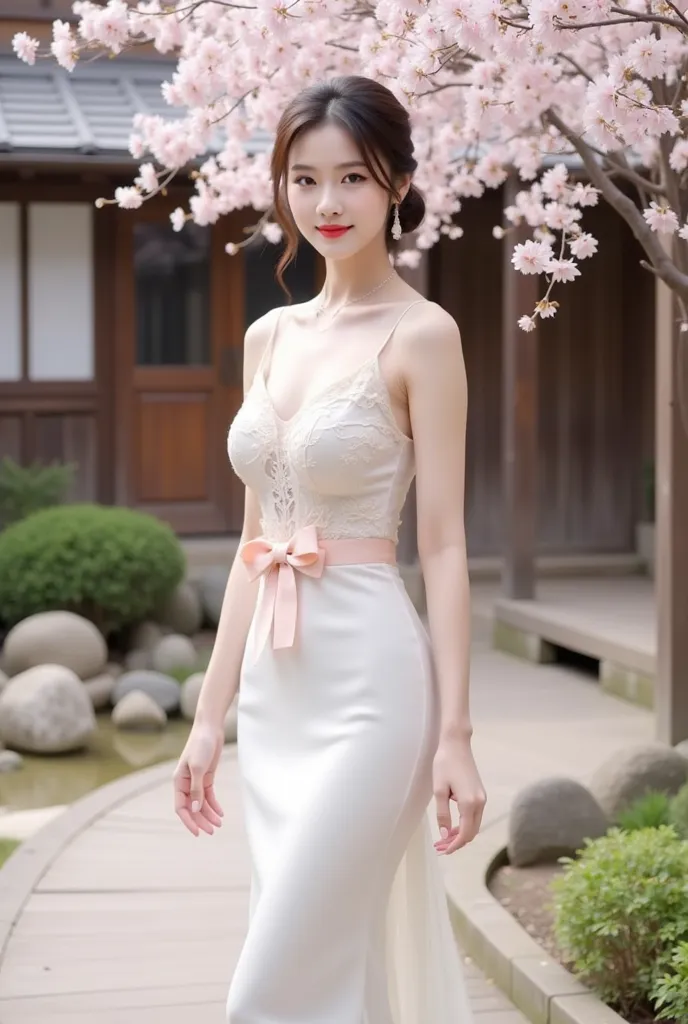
[12,0,688,333]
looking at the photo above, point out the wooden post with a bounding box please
[654,257,688,744]
[502,176,540,599]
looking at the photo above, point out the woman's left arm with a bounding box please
[405,303,486,856]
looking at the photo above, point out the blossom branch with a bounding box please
[546,108,688,301]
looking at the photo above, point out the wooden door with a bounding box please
[114,200,239,534]
[114,201,323,535]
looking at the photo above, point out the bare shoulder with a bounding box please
[396,300,463,374]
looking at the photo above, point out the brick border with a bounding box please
[0,746,238,970]
[444,816,628,1024]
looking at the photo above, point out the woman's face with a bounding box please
[285,120,406,260]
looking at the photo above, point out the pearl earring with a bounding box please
[391,202,402,241]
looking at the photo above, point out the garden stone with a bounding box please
[83,671,117,711]
[0,668,8,695]
[3,611,107,680]
[112,670,181,714]
[180,672,205,721]
[124,649,152,672]
[129,621,165,653]
[0,749,23,772]
[155,581,203,637]
[112,690,167,732]
[152,634,197,675]
[198,566,229,627]
[507,777,608,867]
[0,664,97,754]
[106,662,124,679]
[589,742,688,820]
[674,739,688,761]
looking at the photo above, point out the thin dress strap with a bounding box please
[374,299,428,361]
[257,305,287,379]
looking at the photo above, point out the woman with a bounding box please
[173,74,486,1024]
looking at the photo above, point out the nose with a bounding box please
[316,185,343,220]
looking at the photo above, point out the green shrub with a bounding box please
[0,504,185,634]
[653,941,688,1021]
[551,826,688,1017]
[0,457,76,529]
[668,781,688,839]
[0,838,20,869]
[617,790,671,832]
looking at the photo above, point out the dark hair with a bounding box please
[270,75,426,297]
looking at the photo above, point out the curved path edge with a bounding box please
[0,746,237,970]
[444,816,627,1024]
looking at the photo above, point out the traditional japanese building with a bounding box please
[0,0,655,559]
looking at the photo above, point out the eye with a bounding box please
[293,175,315,186]
[344,173,366,183]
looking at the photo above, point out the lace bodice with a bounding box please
[227,302,424,544]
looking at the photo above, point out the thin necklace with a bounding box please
[314,271,396,324]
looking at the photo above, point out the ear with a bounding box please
[396,174,413,204]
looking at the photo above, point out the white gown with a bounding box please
[226,300,472,1024]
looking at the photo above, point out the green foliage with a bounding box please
[616,790,671,832]
[0,457,76,529]
[0,504,185,634]
[551,826,688,1017]
[668,781,688,839]
[0,838,20,868]
[653,941,688,1021]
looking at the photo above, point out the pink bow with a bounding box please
[239,524,326,659]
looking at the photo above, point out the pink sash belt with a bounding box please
[239,524,396,662]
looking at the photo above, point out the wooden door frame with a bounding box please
[113,196,244,531]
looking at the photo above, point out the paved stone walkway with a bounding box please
[0,599,655,1024]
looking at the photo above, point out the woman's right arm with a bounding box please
[192,308,277,731]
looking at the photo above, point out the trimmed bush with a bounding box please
[551,826,688,1017]
[0,504,185,634]
[617,790,671,832]
[668,781,688,839]
[653,941,688,1021]
[0,457,76,529]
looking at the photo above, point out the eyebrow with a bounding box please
[289,161,367,172]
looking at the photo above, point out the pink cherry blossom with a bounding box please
[13,0,688,328]
[12,32,39,65]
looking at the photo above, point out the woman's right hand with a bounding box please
[173,722,225,837]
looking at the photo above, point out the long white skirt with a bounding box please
[227,562,472,1024]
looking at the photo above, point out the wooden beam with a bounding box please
[502,176,540,599]
[655,258,688,743]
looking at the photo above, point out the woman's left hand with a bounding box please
[432,735,487,856]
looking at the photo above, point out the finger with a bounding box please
[435,792,453,842]
[204,785,224,818]
[176,807,200,837]
[444,809,480,854]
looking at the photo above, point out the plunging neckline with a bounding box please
[258,355,413,444]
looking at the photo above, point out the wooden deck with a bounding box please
[486,575,656,705]
[0,748,528,1024]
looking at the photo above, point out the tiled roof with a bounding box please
[0,56,270,161]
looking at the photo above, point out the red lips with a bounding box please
[317,226,352,238]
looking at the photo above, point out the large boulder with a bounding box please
[151,635,197,675]
[3,611,107,680]
[123,649,153,672]
[155,582,203,637]
[589,743,688,820]
[112,670,181,714]
[0,664,97,754]
[0,668,9,696]
[197,566,229,627]
[674,739,688,762]
[112,690,167,732]
[508,777,609,867]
